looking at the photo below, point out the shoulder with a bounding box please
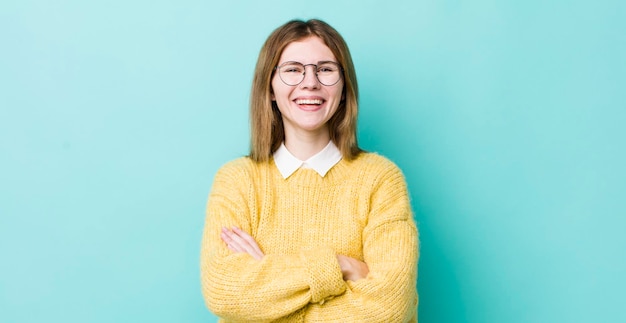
[354,153,414,223]
[339,152,408,191]
[217,156,255,172]
[213,157,270,182]
[355,152,398,167]
[351,152,405,178]
[209,157,274,196]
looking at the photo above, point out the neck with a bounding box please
[284,128,331,160]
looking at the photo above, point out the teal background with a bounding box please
[1,0,624,322]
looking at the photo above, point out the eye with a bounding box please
[281,64,304,73]
[318,64,338,73]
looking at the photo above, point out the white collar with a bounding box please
[273,141,342,179]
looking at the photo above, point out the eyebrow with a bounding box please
[278,60,340,65]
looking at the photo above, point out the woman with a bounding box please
[200,19,419,322]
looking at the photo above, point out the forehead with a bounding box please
[279,36,337,63]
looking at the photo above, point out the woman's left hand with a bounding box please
[220,226,265,260]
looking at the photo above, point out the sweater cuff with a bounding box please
[300,247,346,304]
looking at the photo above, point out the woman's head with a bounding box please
[249,19,362,162]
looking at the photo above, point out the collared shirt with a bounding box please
[273,141,343,179]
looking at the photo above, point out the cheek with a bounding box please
[334,85,345,101]
[333,80,344,97]
[271,79,289,102]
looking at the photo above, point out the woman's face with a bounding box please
[271,36,344,138]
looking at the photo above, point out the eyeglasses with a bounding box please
[275,61,343,86]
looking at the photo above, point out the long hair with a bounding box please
[249,19,362,162]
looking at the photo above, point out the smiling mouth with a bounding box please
[294,99,324,105]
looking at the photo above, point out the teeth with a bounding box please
[295,99,323,105]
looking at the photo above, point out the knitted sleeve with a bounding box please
[199,159,346,322]
[305,162,419,322]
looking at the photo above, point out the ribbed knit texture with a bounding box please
[200,153,419,322]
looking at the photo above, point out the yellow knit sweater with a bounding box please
[200,152,419,322]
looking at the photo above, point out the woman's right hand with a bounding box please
[336,255,369,281]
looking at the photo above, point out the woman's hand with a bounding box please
[220,227,368,280]
[336,255,369,281]
[220,227,265,260]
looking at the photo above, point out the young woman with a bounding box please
[200,19,419,322]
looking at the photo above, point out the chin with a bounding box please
[294,122,327,132]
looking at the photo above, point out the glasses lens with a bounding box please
[278,63,305,86]
[316,62,341,86]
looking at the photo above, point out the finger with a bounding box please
[233,227,264,259]
[221,228,246,253]
[221,227,264,260]
[228,228,263,260]
[224,240,238,253]
[227,229,257,256]
[220,231,236,251]
[233,228,264,260]
[336,254,369,281]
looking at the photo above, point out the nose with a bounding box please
[300,64,320,89]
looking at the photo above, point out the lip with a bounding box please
[293,96,326,111]
[293,96,326,102]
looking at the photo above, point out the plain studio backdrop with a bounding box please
[1,1,624,322]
